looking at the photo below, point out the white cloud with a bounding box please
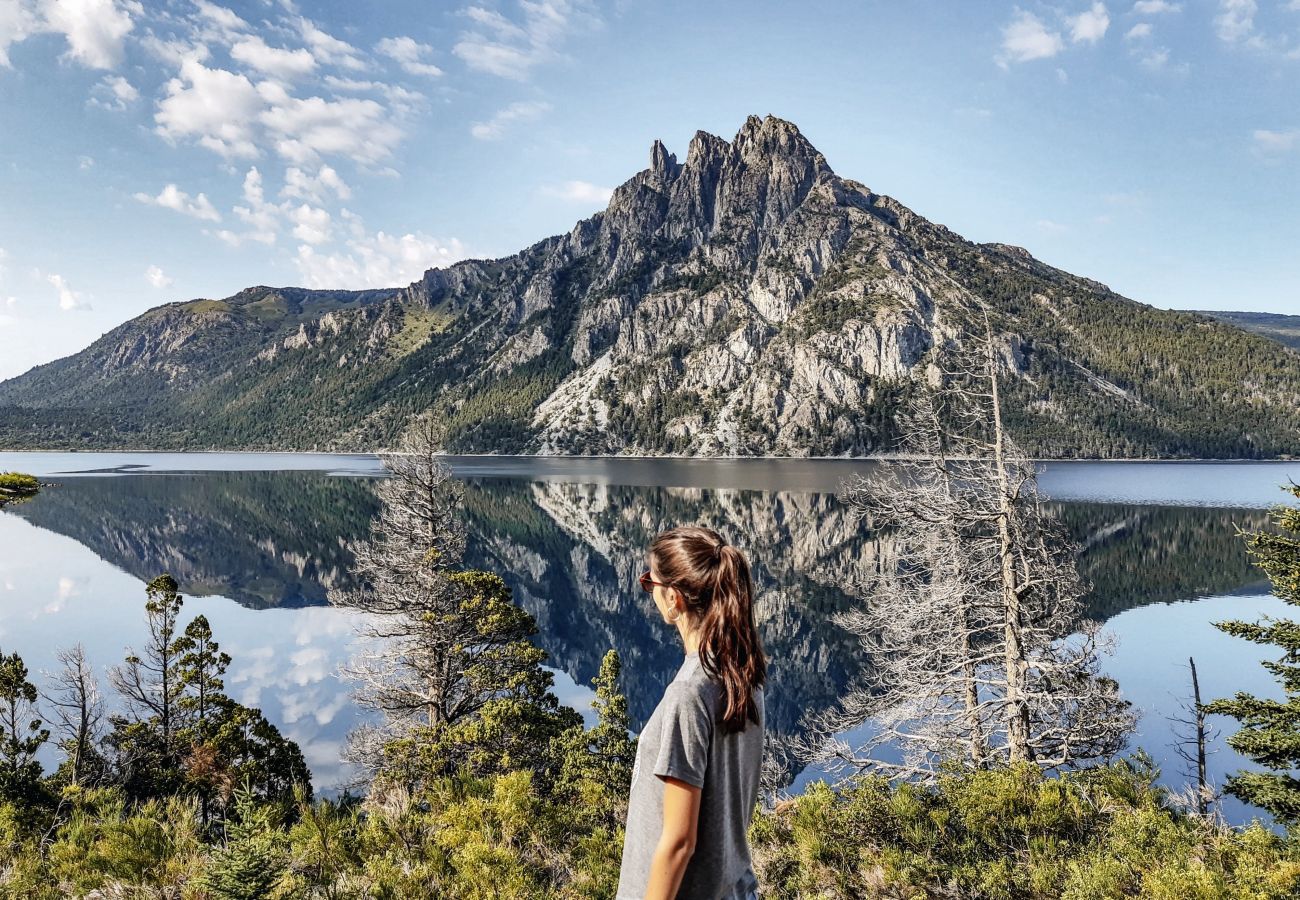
[155,57,263,158]
[193,0,247,36]
[1215,0,1256,43]
[89,72,137,109]
[42,0,138,69]
[78,155,94,169]
[226,166,279,244]
[295,226,468,289]
[0,0,38,67]
[134,183,223,221]
[297,17,364,70]
[230,35,316,79]
[541,179,612,204]
[376,35,442,76]
[1125,23,1153,39]
[1253,128,1300,153]
[144,264,173,288]
[453,0,600,80]
[1069,2,1109,43]
[1036,219,1069,233]
[257,85,404,164]
[1132,0,1179,12]
[998,10,1065,66]
[470,99,550,140]
[281,164,350,203]
[289,203,331,244]
[139,32,210,66]
[155,54,410,166]
[47,273,90,310]
[1139,46,1172,68]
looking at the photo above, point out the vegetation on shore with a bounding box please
[2,418,1299,896]
[0,471,38,506]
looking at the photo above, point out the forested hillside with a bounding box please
[2,116,1297,458]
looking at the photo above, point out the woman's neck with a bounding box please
[679,619,701,655]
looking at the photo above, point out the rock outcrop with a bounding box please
[2,115,1299,458]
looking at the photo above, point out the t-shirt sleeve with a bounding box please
[652,683,714,788]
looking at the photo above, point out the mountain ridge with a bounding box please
[2,115,1298,459]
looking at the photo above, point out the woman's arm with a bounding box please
[642,775,702,900]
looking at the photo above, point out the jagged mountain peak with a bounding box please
[3,115,1299,460]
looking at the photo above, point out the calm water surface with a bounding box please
[1,452,1297,824]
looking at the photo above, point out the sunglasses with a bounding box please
[639,571,671,593]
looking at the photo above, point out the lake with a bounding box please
[1,452,1297,826]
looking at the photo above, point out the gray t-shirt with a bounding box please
[616,652,764,900]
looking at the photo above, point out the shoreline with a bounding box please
[0,448,1297,464]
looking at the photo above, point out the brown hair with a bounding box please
[649,526,766,734]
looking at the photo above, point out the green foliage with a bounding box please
[375,570,583,791]
[108,575,310,827]
[203,785,294,899]
[554,649,637,830]
[750,759,1300,899]
[0,649,49,808]
[1206,483,1300,827]
[0,471,39,507]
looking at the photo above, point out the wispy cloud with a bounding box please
[1215,0,1256,44]
[216,166,279,246]
[997,10,1065,66]
[1132,0,1180,13]
[1069,2,1110,44]
[281,165,351,203]
[541,180,613,204]
[47,273,90,311]
[145,264,173,288]
[470,99,551,140]
[1036,218,1069,234]
[453,0,600,80]
[88,73,138,110]
[1253,128,1300,154]
[134,183,223,222]
[296,17,365,70]
[1125,23,1153,39]
[376,36,443,76]
[295,215,468,289]
[230,35,316,79]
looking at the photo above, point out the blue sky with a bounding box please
[0,0,1297,380]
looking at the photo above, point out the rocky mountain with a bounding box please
[3,115,1298,458]
[1193,310,1300,353]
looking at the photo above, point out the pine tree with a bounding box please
[0,649,48,805]
[176,614,232,739]
[1206,482,1300,826]
[556,649,637,826]
[202,785,290,899]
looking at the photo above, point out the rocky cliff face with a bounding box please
[3,115,1299,458]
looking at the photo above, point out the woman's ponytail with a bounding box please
[649,528,767,734]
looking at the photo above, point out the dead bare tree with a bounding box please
[1169,656,1219,817]
[42,644,105,787]
[330,414,468,771]
[804,313,1134,780]
[332,413,566,789]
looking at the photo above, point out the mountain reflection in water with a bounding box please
[6,470,1271,740]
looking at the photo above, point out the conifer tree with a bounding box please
[176,614,232,739]
[0,649,48,804]
[556,649,637,826]
[1206,483,1300,826]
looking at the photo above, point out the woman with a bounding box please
[615,526,767,900]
